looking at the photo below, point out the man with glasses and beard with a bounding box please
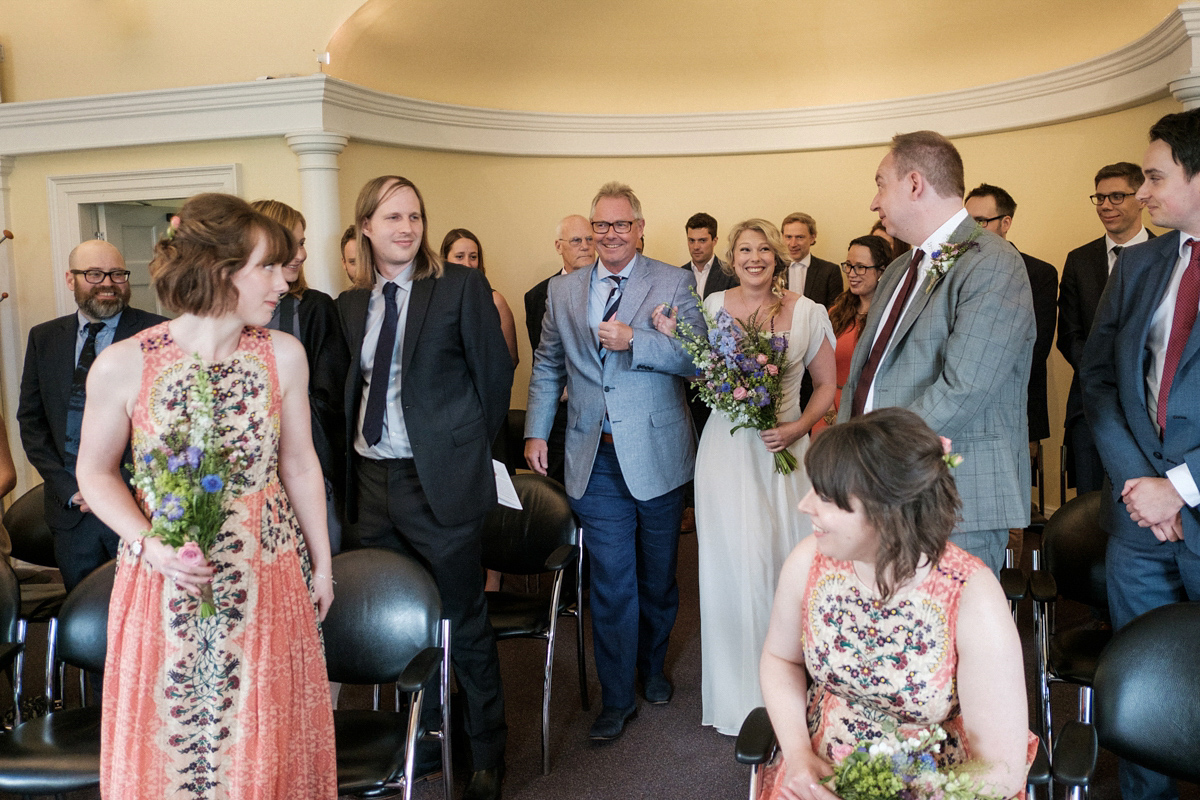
[18,239,165,590]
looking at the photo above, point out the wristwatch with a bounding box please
[130,533,147,559]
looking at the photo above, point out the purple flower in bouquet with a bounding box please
[185,446,203,469]
[161,494,185,522]
[167,454,185,473]
[770,336,787,352]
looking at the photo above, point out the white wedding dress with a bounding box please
[695,291,834,735]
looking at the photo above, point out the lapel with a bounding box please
[889,216,978,347]
[616,254,651,327]
[567,262,602,366]
[49,314,79,392]
[113,308,142,343]
[1126,233,1180,445]
[402,276,434,375]
[1086,237,1110,301]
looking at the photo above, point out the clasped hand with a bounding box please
[651,304,678,337]
[1122,477,1185,541]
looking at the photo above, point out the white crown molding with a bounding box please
[1,3,1198,158]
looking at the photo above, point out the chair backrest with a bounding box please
[56,559,116,674]
[480,474,578,576]
[2,484,57,568]
[323,548,442,686]
[1043,490,1108,608]
[1093,602,1200,783]
[0,558,19,643]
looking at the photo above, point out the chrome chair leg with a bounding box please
[440,618,452,800]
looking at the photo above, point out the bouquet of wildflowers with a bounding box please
[672,290,795,474]
[129,359,242,617]
[822,725,1004,800]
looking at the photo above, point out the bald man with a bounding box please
[18,240,165,590]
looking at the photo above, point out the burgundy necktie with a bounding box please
[850,249,924,417]
[1157,239,1200,437]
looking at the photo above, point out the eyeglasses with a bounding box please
[558,236,594,247]
[1090,192,1132,206]
[591,220,635,234]
[972,214,1008,226]
[71,269,131,284]
[840,262,880,275]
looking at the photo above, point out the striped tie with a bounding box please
[598,275,625,360]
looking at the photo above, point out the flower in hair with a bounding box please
[938,435,963,468]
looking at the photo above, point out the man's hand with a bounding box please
[524,438,549,476]
[597,320,634,352]
[1151,511,1185,543]
[70,491,91,514]
[1122,477,1184,529]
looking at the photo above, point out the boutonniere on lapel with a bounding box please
[924,224,983,294]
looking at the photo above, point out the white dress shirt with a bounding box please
[1144,233,1200,506]
[691,256,715,297]
[786,255,811,295]
[354,266,415,460]
[1106,226,1150,273]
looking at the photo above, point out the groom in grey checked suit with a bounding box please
[839,131,1035,574]
[525,182,704,740]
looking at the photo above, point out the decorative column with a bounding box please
[285,132,349,297]
[1171,3,1200,110]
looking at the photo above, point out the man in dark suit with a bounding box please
[523,214,595,486]
[1081,108,1200,800]
[964,184,1058,444]
[781,211,843,307]
[18,239,164,590]
[337,176,513,800]
[1058,161,1153,493]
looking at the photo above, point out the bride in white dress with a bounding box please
[659,218,836,735]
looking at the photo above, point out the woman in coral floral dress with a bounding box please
[77,193,336,799]
[758,408,1035,800]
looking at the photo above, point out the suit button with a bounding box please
[603,387,610,392]
[1154,451,1162,459]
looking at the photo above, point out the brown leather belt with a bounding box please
[600,433,615,444]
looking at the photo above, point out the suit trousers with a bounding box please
[1065,415,1106,494]
[354,457,507,770]
[1106,533,1200,800]
[569,441,685,709]
[52,513,121,592]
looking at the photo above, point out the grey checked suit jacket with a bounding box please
[525,255,705,501]
[838,217,1035,533]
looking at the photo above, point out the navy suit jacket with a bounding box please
[1081,231,1200,553]
[17,306,166,531]
[680,257,738,299]
[337,264,514,527]
[524,270,561,355]
[1021,250,1058,442]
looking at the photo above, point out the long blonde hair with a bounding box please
[353,176,443,288]
[724,218,789,318]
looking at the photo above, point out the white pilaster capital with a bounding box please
[285,131,349,160]
[0,156,14,181]
[1170,73,1200,109]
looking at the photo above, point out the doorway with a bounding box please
[80,200,181,317]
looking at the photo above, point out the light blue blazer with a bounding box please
[525,254,705,501]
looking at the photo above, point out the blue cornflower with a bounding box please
[167,454,184,473]
[142,453,154,466]
[918,753,936,771]
[185,446,203,469]
[199,474,224,493]
[718,382,731,393]
[161,494,185,521]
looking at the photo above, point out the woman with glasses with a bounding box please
[812,235,892,435]
[251,200,350,554]
[441,228,520,367]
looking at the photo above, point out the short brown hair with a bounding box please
[890,130,965,200]
[781,212,816,238]
[354,176,442,288]
[151,193,294,316]
[1094,161,1145,190]
[440,228,486,276]
[340,224,357,253]
[803,407,962,602]
[250,199,308,297]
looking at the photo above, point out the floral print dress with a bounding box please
[100,323,336,799]
[758,543,1037,799]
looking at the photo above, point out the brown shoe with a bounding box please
[680,507,696,534]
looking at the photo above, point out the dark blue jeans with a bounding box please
[569,442,685,710]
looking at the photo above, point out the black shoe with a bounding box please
[643,673,673,705]
[463,765,505,800]
[589,705,637,741]
[413,740,442,782]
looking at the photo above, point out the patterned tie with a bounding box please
[362,282,399,447]
[64,321,106,460]
[1157,239,1200,437]
[850,249,925,417]
[598,275,625,360]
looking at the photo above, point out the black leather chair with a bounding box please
[2,483,69,714]
[325,548,451,800]
[481,473,582,775]
[0,559,25,726]
[1053,602,1200,799]
[0,558,115,797]
[1028,491,1110,756]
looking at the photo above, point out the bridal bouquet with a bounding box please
[672,291,796,474]
[822,725,1004,800]
[129,359,242,617]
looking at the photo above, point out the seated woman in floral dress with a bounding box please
[758,407,1035,800]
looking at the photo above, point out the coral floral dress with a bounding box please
[758,544,1037,799]
[100,324,336,799]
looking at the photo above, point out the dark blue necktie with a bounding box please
[362,282,399,447]
[598,275,625,359]
[65,321,106,460]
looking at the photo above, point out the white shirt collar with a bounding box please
[916,208,971,261]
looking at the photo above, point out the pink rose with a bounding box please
[178,541,207,567]
[733,386,748,400]
[939,435,953,455]
[756,354,769,365]
[831,743,855,762]
[765,363,779,376]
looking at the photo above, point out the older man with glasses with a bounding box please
[1058,162,1155,494]
[18,239,165,590]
